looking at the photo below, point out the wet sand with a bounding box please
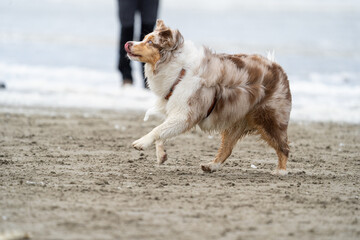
[0,106,359,240]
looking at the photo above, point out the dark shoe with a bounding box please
[122,78,133,87]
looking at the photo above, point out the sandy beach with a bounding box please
[0,106,359,240]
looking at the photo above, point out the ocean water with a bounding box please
[0,0,359,123]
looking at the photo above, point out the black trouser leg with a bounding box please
[118,26,134,82]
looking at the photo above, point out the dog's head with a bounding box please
[125,20,184,72]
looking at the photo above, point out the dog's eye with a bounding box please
[147,40,153,44]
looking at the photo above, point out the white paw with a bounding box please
[132,135,153,150]
[201,162,221,173]
[272,169,288,176]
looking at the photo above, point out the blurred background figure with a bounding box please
[0,81,5,89]
[117,0,160,88]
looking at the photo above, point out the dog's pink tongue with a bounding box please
[124,42,133,53]
[124,42,130,52]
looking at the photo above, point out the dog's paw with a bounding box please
[132,136,153,150]
[157,152,167,165]
[272,169,288,176]
[132,139,144,150]
[201,162,221,173]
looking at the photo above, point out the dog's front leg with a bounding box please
[132,117,189,151]
[155,140,167,164]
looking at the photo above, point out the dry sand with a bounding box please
[0,106,359,240]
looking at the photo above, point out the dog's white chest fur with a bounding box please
[144,41,205,118]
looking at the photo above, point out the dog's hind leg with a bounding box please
[201,125,246,173]
[257,127,289,175]
[250,107,290,175]
[156,140,167,164]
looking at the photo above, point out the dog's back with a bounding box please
[197,49,291,132]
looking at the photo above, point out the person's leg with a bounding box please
[118,26,134,84]
[139,0,159,88]
[117,0,137,84]
[139,0,159,27]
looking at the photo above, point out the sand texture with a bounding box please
[0,107,359,240]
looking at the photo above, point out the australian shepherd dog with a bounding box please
[125,20,292,175]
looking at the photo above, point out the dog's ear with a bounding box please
[158,29,184,51]
[159,29,172,39]
[153,29,184,74]
[172,29,184,51]
[155,19,167,30]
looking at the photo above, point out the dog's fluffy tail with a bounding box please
[266,50,275,62]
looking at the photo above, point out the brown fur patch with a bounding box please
[187,87,208,125]
[233,54,248,58]
[246,84,262,106]
[280,70,292,101]
[260,65,279,103]
[159,29,172,39]
[276,149,288,170]
[187,86,218,126]
[249,65,264,105]
[247,105,289,160]
[226,55,245,70]
[131,42,161,70]
[247,66,263,85]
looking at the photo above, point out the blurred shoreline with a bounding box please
[1,105,359,125]
[0,61,359,123]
